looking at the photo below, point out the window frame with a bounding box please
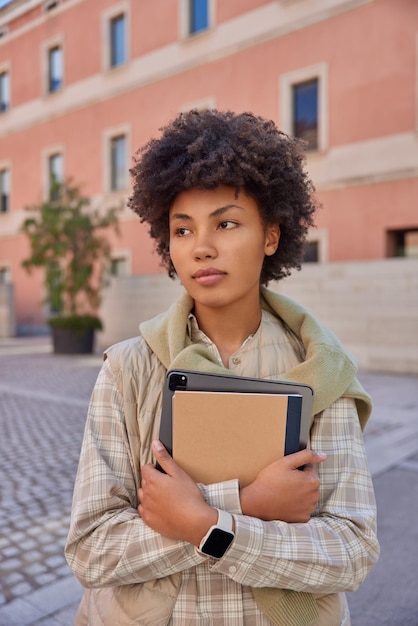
[48,45,63,93]
[102,3,129,72]
[43,0,60,12]
[0,65,10,113]
[103,125,131,194]
[110,134,127,191]
[303,228,328,264]
[387,228,418,258]
[109,13,126,68]
[0,166,10,214]
[110,249,132,277]
[48,152,64,200]
[292,78,319,151]
[42,36,64,96]
[43,146,64,200]
[180,0,214,40]
[280,63,328,154]
[0,264,12,285]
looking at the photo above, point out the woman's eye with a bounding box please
[175,227,191,236]
[219,220,237,230]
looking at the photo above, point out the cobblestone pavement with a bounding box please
[0,337,417,625]
[0,339,102,625]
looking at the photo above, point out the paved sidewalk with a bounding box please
[0,338,101,626]
[0,337,417,625]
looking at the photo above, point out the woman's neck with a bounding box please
[194,300,262,367]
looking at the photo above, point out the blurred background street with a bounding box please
[0,337,417,626]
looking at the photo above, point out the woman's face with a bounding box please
[169,185,279,314]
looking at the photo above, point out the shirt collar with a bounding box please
[187,311,259,351]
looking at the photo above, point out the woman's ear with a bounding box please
[264,224,280,256]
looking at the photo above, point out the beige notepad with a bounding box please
[172,390,296,487]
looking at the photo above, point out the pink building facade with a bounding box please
[0,0,417,333]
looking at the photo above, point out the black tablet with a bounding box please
[159,369,314,457]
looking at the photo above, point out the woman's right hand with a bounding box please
[239,449,327,523]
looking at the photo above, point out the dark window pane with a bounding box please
[48,46,62,92]
[48,153,63,199]
[0,72,9,112]
[44,0,60,11]
[110,15,126,67]
[293,79,318,150]
[0,169,9,213]
[0,194,7,212]
[189,0,208,34]
[0,268,11,284]
[303,240,319,263]
[111,257,128,276]
[110,135,126,191]
[387,229,418,258]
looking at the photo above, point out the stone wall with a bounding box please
[98,258,418,374]
[98,274,184,348]
[277,258,418,374]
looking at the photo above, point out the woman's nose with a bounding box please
[193,232,217,261]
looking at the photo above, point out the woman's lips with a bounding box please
[193,268,226,286]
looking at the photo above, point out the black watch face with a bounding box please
[201,528,234,559]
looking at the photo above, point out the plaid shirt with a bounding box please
[66,310,379,625]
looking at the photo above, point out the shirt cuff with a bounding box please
[197,479,242,515]
[209,514,265,580]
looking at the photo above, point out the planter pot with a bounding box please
[51,326,95,354]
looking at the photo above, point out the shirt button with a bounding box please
[229,565,237,574]
[232,357,241,365]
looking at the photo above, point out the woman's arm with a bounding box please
[142,397,379,595]
[65,360,206,588]
[209,397,380,594]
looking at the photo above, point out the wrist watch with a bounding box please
[198,509,235,559]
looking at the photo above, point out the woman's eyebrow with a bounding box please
[210,204,245,218]
[170,212,192,221]
[170,204,244,222]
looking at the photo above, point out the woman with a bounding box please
[65,109,379,625]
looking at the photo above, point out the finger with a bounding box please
[152,439,178,475]
[302,463,319,477]
[285,448,327,469]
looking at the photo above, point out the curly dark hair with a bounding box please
[128,109,318,284]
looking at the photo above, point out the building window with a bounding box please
[48,153,63,198]
[48,46,63,93]
[110,135,127,191]
[110,14,126,67]
[302,229,328,263]
[303,240,319,263]
[0,267,11,284]
[387,228,418,258]
[44,0,60,11]
[189,0,209,35]
[0,169,10,213]
[0,71,10,112]
[280,63,328,153]
[292,79,318,151]
[111,256,128,276]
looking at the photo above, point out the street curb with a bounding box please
[0,576,82,626]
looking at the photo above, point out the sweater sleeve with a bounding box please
[203,397,380,594]
[65,359,205,588]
